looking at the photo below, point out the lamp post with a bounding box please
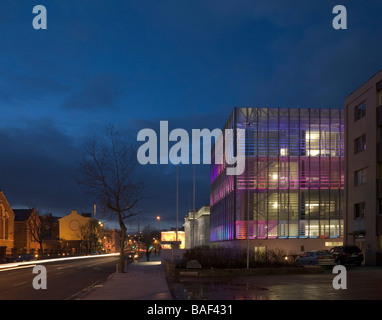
[193,165,195,248]
[176,164,179,243]
[155,215,161,255]
[156,215,161,239]
[246,119,251,270]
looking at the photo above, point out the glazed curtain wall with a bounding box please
[210,107,344,242]
[210,111,236,241]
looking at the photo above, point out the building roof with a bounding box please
[346,68,382,99]
[13,209,35,221]
[0,191,14,214]
[39,214,60,223]
[81,213,92,218]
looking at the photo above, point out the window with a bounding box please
[354,168,367,186]
[354,134,366,154]
[354,202,365,219]
[0,209,9,240]
[325,241,343,247]
[280,148,288,156]
[354,103,366,121]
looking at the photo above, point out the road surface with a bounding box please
[0,255,120,300]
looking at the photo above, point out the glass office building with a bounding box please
[210,107,344,245]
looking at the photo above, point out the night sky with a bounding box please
[1,1,382,231]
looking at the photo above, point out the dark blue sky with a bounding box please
[1,1,382,231]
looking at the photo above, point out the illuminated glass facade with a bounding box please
[210,107,344,242]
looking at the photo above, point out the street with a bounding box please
[0,255,120,300]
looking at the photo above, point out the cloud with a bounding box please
[126,112,229,227]
[0,57,69,107]
[2,0,382,232]
[0,117,210,230]
[62,74,126,111]
[0,121,87,216]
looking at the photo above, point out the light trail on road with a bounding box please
[0,253,120,271]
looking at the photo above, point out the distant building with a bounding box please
[183,205,211,249]
[344,69,382,265]
[13,208,41,255]
[39,213,61,255]
[0,191,14,257]
[210,107,344,254]
[160,231,185,249]
[59,210,104,254]
[103,229,121,253]
[59,210,92,241]
[39,213,60,240]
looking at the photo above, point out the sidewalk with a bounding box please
[81,255,173,300]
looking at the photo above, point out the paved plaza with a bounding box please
[171,266,382,300]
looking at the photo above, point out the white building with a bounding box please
[184,205,211,249]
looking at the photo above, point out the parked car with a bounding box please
[296,250,335,267]
[329,246,364,266]
[126,251,138,260]
[15,254,36,262]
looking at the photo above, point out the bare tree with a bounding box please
[27,211,44,258]
[75,220,101,254]
[77,125,143,272]
[141,225,157,261]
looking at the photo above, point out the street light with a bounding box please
[245,119,251,270]
[156,215,161,237]
[193,165,195,248]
